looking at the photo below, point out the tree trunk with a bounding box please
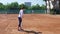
[49,0,53,9]
[46,0,50,14]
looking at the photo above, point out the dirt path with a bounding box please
[0,14,60,34]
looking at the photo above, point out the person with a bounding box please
[32,10,34,14]
[18,8,24,31]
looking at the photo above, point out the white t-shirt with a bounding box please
[18,9,23,18]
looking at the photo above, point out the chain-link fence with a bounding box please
[0,9,46,14]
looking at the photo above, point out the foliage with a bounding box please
[0,3,5,10]
[0,2,46,10]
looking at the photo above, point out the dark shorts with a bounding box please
[18,17,22,27]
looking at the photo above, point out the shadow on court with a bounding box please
[20,29,42,34]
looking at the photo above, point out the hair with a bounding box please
[20,7,25,9]
[21,8,24,9]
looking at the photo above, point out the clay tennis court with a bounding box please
[0,14,60,34]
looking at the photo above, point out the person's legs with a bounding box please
[18,17,22,31]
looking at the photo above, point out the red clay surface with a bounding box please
[0,14,60,34]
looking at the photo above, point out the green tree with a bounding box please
[6,2,19,9]
[0,3,3,5]
[43,0,47,1]
[0,3,5,10]
[43,0,47,9]
[31,4,41,10]
[18,4,28,9]
[40,4,46,10]
[5,4,10,9]
[11,2,18,8]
